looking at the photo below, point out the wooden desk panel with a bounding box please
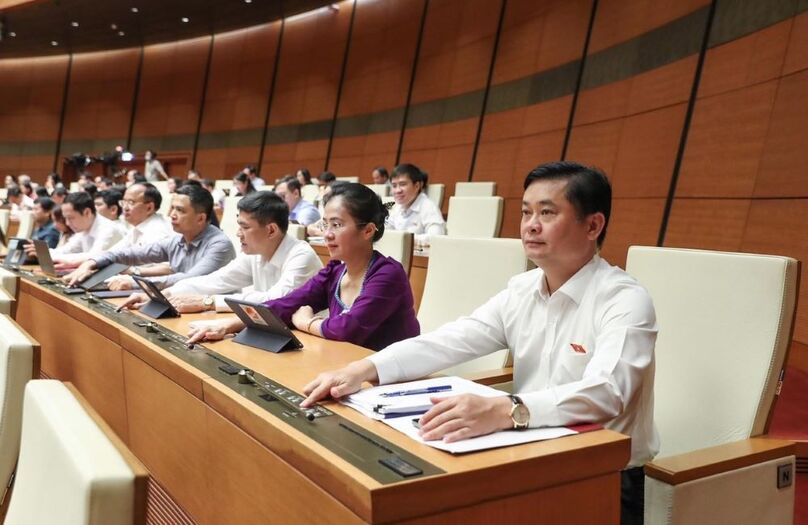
[16,276,630,524]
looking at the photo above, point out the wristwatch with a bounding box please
[509,395,530,430]
[202,296,215,311]
[131,266,142,276]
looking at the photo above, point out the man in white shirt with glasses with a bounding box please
[301,161,658,525]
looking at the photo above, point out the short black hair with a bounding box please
[392,163,428,190]
[83,182,98,198]
[133,182,162,211]
[6,186,21,198]
[96,189,123,217]
[34,196,56,212]
[65,191,96,215]
[47,173,61,185]
[323,182,388,242]
[318,171,336,185]
[200,178,215,190]
[176,183,214,221]
[169,176,184,188]
[523,161,612,247]
[52,186,68,198]
[233,172,256,195]
[237,191,289,233]
[372,166,389,180]
[278,176,301,194]
[35,187,49,198]
[183,179,202,188]
[244,164,258,176]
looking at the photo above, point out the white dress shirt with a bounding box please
[368,255,659,467]
[388,191,446,246]
[166,234,322,311]
[108,213,175,251]
[51,214,124,264]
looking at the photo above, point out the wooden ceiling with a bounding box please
[0,0,335,58]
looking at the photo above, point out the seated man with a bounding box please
[275,176,320,226]
[50,191,124,266]
[94,189,129,238]
[121,191,322,312]
[5,186,35,220]
[67,184,236,289]
[30,197,60,248]
[300,161,658,524]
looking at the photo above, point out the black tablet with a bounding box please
[133,275,179,319]
[224,297,303,353]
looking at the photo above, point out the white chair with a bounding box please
[220,196,243,250]
[151,181,172,216]
[0,288,14,317]
[15,211,35,240]
[425,183,444,208]
[336,176,359,183]
[625,246,798,525]
[257,184,275,192]
[0,315,38,503]
[374,230,413,275]
[0,267,19,300]
[455,181,496,197]
[0,209,9,238]
[418,236,531,376]
[5,380,147,525]
[365,184,390,198]
[381,196,395,206]
[0,188,6,201]
[446,196,504,238]
[69,182,80,193]
[287,223,307,241]
[300,184,319,203]
[214,179,234,195]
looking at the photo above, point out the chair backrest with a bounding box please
[365,184,390,198]
[300,184,319,203]
[374,230,413,275]
[0,188,6,201]
[287,223,307,241]
[214,179,234,192]
[446,196,504,238]
[625,246,799,458]
[425,184,444,208]
[0,267,18,299]
[69,182,80,193]
[5,380,147,525]
[336,176,359,183]
[257,184,275,192]
[0,288,14,317]
[220,196,243,250]
[455,181,496,197]
[418,236,531,375]
[15,211,35,240]
[151,181,172,216]
[0,209,9,239]
[0,315,37,499]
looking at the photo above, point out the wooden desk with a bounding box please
[16,276,629,524]
[312,244,430,312]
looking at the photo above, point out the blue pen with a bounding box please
[379,385,452,398]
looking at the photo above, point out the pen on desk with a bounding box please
[379,385,452,397]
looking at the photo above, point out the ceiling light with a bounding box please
[8,31,15,37]
[181,17,190,23]
[245,0,252,3]
[118,31,125,36]
[131,7,139,13]
[70,21,79,28]
[50,40,58,46]
[110,23,118,30]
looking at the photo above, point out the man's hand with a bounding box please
[291,305,315,332]
[169,294,208,313]
[417,394,513,443]
[107,275,134,291]
[118,292,149,310]
[64,260,97,286]
[300,359,379,408]
[186,317,244,345]
[23,243,37,257]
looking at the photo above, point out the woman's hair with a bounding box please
[52,205,75,235]
[233,172,256,195]
[297,168,312,185]
[392,163,428,191]
[323,182,388,243]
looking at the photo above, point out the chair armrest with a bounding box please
[459,367,513,386]
[645,437,795,485]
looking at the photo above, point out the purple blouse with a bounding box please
[264,251,420,350]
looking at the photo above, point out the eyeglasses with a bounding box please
[119,199,145,208]
[322,221,373,233]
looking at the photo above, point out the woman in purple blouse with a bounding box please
[187,183,419,350]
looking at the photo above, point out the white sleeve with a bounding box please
[168,256,252,304]
[367,289,510,384]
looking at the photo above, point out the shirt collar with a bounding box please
[180,224,210,249]
[537,254,600,304]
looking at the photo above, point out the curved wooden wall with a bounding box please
[2,0,808,362]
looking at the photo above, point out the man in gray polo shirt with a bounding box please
[66,184,236,289]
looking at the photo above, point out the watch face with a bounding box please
[513,404,530,426]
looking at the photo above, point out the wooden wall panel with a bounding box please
[0,55,69,179]
[260,2,353,179]
[59,48,140,159]
[600,198,665,269]
[129,37,211,161]
[399,0,502,202]
[194,23,281,180]
[328,0,423,180]
[783,10,808,75]
[663,198,751,252]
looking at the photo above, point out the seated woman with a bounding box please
[188,183,420,351]
[387,163,445,247]
[233,172,256,197]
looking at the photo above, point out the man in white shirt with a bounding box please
[94,189,130,238]
[122,191,321,312]
[300,161,658,524]
[243,165,265,189]
[51,191,124,266]
[387,163,445,247]
[275,177,320,226]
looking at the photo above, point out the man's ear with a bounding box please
[586,212,606,242]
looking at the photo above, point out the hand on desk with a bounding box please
[64,260,96,286]
[107,275,134,290]
[417,394,512,443]
[169,294,208,313]
[300,359,380,408]
[186,317,244,344]
[23,243,37,257]
[118,292,149,310]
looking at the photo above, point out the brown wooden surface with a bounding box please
[644,438,796,485]
[16,276,630,524]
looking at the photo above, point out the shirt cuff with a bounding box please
[214,295,232,312]
[365,352,405,385]
[519,389,564,429]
